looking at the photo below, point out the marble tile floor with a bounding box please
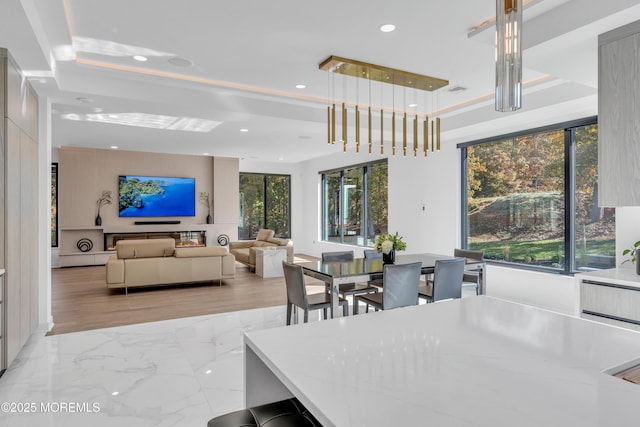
[0,290,476,427]
[0,304,334,427]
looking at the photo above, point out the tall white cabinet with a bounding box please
[598,20,640,207]
[0,49,40,370]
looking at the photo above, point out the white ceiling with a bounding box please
[2,0,640,163]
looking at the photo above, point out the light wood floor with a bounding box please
[49,257,325,335]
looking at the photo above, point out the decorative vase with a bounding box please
[636,249,640,275]
[95,213,102,226]
[383,250,395,264]
[206,213,213,224]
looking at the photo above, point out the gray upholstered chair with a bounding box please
[321,251,379,314]
[283,261,348,325]
[418,258,465,303]
[363,249,383,287]
[354,261,422,313]
[453,248,484,295]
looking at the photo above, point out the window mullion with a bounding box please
[565,128,576,273]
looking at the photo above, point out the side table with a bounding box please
[255,247,287,278]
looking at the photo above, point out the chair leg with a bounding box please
[323,308,328,320]
[303,309,309,323]
[343,303,348,317]
[286,303,292,325]
[293,306,299,324]
[354,297,359,315]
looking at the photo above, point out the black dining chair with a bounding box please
[418,258,465,303]
[354,262,422,313]
[321,251,379,314]
[453,248,484,295]
[283,261,348,324]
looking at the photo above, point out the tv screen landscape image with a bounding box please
[119,175,196,217]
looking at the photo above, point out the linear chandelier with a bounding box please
[495,0,523,111]
[319,55,448,158]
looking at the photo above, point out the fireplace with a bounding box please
[104,230,207,251]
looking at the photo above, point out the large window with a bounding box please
[239,173,290,239]
[322,160,387,247]
[460,118,615,273]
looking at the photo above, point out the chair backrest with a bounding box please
[382,262,422,310]
[363,249,383,259]
[282,261,308,309]
[453,248,484,261]
[432,258,466,302]
[321,251,355,262]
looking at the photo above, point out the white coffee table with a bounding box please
[255,247,287,278]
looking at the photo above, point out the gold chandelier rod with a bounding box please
[319,55,449,92]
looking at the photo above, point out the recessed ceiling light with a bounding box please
[240,128,249,132]
[110,145,119,150]
[408,103,418,108]
[133,55,148,62]
[295,84,306,89]
[168,57,193,67]
[205,369,212,375]
[111,391,119,396]
[203,152,209,156]
[278,157,284,161]
[379,24,396,33]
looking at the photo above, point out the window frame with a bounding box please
[238,172,291,239]
[320,159,387,247]
[458,116,605,275]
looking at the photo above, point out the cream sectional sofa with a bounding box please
[106,238,235,293]
[229,229,293,270]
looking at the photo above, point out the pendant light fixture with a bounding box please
[495,0,522,112]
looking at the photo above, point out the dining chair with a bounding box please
[418,258,465,303]
[363,249,384,287]
[354,262,422,313]
[321,251,379,314]
[282,261,348,325]
[453,248,484,295]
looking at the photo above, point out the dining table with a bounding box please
[296,252,486,318]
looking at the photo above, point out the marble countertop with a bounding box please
[576,267,640,289]
[245,296,640,426]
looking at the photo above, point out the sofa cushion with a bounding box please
[252,241,270,247]
[256,229,275,241]
[267,237,291,246]
[232,247,250,264]
[116,238,175,259]
[175,246,228,258]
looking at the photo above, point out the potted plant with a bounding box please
[95,190,112,226]
[374,232,407,264]
[622,240,640,275]
[200,192,212,224]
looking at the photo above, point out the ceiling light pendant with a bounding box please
[495,0,523,112]
[320,55,448,158]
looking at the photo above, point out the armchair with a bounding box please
[229,229,293,270]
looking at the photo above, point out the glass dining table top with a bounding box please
[297,252,479,279]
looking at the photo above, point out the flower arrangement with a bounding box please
[199,191,211,214]
[374,232,407,254]
[96,190,112,215]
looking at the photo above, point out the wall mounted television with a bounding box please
[118,175,196,217]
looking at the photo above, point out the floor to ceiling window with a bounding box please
[239,173,290,239]
[460,117,615,273]
[321,160,387,247]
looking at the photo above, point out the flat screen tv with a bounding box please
[118,175,196,217]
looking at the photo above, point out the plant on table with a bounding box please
[622,240,640,265]
[374,232,407,254]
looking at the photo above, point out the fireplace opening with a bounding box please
[105,231,207,250]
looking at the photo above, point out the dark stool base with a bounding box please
[207,398,322,427]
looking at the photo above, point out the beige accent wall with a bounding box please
[58,147,239,254]
[1,49,40,369]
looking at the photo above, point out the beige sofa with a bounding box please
[229,229,293,270]
[106,238,235,292]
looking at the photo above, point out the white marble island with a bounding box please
[244,296,640,426]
